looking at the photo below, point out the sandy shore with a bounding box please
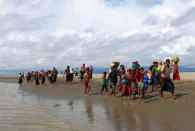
[0,72,195,130]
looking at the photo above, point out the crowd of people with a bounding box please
[18,65,93,87]
[18,58,180,103]
[18,67,59,86]
[99,59,180,103]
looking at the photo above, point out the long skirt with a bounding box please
[121,83,131,97]
[41,77,45,84]
[173,71,180,80]
[160,77,174,93]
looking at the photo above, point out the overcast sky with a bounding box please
[0,0,195,70]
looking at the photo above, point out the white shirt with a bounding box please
[161,64,172,78]
[70,68,75,74]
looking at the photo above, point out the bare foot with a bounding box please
[172,96,177,100]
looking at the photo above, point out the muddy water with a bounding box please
[0,82,169,131]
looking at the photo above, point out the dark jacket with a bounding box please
[108,71,118,83]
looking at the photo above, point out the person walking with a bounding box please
[160,59,176,100]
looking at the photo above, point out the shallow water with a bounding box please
[0,82,173,131]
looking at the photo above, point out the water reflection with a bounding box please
[85,101,94,125]
[68,101,74,112]
[5,83,166,131]
[104,104,111,121]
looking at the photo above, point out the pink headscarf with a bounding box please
[40,70,46,77]
[158,61,162,66]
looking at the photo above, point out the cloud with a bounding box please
[0,13,53,33]
[135,0,163,7]
[0,0,195,70]
[171,6,195,26]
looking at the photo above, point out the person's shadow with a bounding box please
[144,93,191,103]
[174,93,190,98]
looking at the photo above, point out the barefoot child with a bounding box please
[126,69,132,100]
[83,68,91,96]
[144,71,149,93]
[101,72,108,95]
[134,68,141,99]
[120,73,131,100]
[108,67,118,97]
[149,61,158,92]
[138,77,145,103]
[118,65,125,91]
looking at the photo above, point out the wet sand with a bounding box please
[0,73,195,131]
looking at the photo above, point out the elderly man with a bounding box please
[160,59,176,100]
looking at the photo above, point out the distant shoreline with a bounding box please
[0,72,195,81]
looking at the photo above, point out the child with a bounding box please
[83,68,91,96]
[149,61,158,92]
[138,77,145,103]
[108,67,118,97]
[118,65,125,91]
[120,73,131,101]
[101,72,108,95]
[126,69,132,100]
[134,68,141,99]
[144,71,149,93]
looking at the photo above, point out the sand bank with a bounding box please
[0,73,195,130]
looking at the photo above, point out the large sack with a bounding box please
[156,66,162,74]
[171,56,180,63]
[110,62,115,67]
